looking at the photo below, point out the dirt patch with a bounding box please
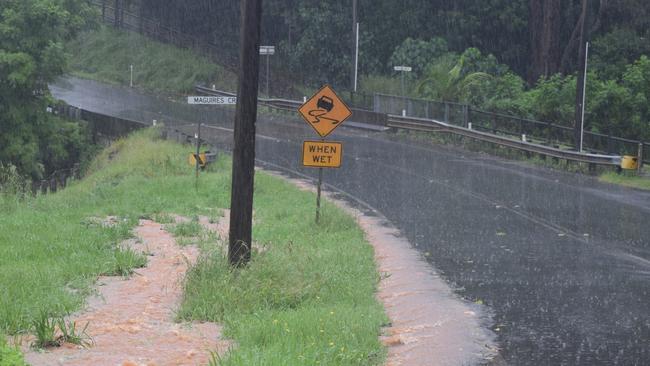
[23,220,231,366]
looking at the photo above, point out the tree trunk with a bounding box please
[114,0,121,28]
[561,0,606,74]
[528,0,562,84]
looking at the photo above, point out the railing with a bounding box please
[386,115,623,167]
[372,93,649,164]
[196,86,626,167]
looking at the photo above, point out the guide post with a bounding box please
[194,123,201,191]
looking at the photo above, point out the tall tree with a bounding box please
[0,0,94,178]
[528,0,562,83]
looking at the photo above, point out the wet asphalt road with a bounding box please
[52,77,650,365]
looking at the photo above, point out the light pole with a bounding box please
[259,46,275,97]
[394,65,412,116]
[579,42,589,153]
[351,0,358,92]
[129,64,133,87]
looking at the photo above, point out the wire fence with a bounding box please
[90,0,237,69]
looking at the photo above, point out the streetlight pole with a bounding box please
[579,42,589,153]
[354,22,359,92]
[351,0,357,91]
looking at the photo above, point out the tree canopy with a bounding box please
[0,0,95,179]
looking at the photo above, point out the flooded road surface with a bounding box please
[52,77,650,365]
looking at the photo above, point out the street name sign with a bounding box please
[298,85,352,138]
[393,66,412,72]
[187,96,237,105]
[259,46,275,55]
[302,141,342,168]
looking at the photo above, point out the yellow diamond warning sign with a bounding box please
[302,141,342,168]
[299,85,353,138]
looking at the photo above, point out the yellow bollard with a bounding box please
[620,155,638,170]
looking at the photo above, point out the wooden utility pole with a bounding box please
[228,0,263,267]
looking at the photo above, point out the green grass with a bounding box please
[66,26,237,94]
[0,334,26,366]
[0,128,387,364]
[600,169,650,190]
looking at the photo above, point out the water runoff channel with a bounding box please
[52,77,650,365]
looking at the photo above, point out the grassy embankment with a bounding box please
[0,129,387,365]
[67,26,237,94]
[599,167,650,190]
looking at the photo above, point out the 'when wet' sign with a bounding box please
[302,141,342,168]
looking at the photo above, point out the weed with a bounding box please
[56,318,93,348]
[168,219,203,238]
[31,311,57,349]
[30,312,92,349]
[110,247,147,276]
[152,212,175,224]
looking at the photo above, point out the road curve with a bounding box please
[52,77,650,365]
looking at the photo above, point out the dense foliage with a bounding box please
[115,0,650,143]
[0,0,94,179]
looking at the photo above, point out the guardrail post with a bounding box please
[638,142,644,175]
[444,103,450,123]
[463,105,469,128]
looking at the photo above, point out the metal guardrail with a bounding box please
[387,115,622,167]
[195,85,623,166]
[374,93,649,163]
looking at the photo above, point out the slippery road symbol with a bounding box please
[317,96,334,112]
[299,85,352,138]
[310,96,339,124]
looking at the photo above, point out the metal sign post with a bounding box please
[195,123,201,191]
[394,66,412,116]
[316,164,324,223]
[298,85,352,223]
[259,46,275,97]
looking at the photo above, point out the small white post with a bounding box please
[130,64,134,88]
[468,122,472,130]
[402,109,406,117]
[522,134,527,142]
[152,119,157,126]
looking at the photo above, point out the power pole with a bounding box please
[351,0,357,91]
[574,0,589,150]
[228,0,263,267]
